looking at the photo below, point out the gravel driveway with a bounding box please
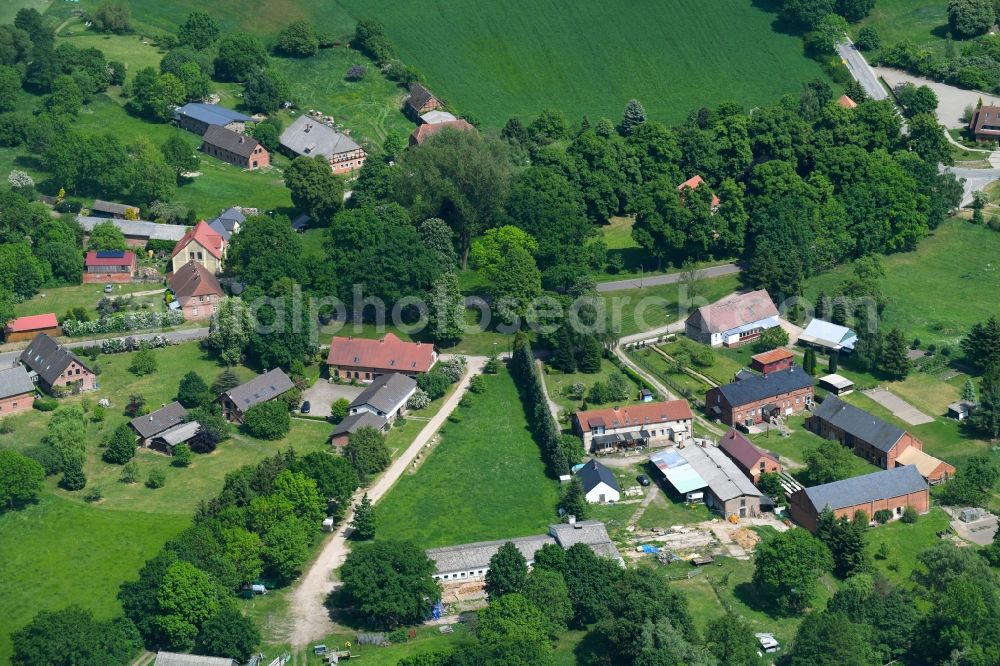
[299,381,363,417]
[874,67,1000,128]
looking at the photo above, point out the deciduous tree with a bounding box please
[102,422,136,464]
[752,529,832,613]
[344,425,391,479]
[0,449,45,508]
[242,401,291,440]
[340,539,441,628]
[485,541,528,600]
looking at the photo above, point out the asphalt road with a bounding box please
[837,39,888,101]
[0,327,210,367]
[596,263,741,292]
[941,165,1000,207]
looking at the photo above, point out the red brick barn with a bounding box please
[83,250,136,283]
[750,348,793,376]
[706,367,814,427]
[718,429,781,484]
[201,125,270,170]
[4,313,60,342]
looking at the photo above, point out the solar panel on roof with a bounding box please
[96,250,126,259]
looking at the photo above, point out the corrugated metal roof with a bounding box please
[650,448,706,494]
[176,103,252,127]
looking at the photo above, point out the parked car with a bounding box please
[300,400,311,414]
[103,284,114,293]
[636,474,650,486]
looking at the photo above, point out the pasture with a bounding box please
[335,0,829,126]
[374,367,561,548]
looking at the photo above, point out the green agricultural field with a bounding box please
[375,367,561,548]
[804,219,1000,347]
[0,494,188,664]
[336,0,829,127]
[854,0,949,53]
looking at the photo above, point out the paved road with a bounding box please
[837,39,888,101]
[596,263,741,292]
[0,327,210,367]
[942,165,1000,206]
[287,355,487,648]
[875,66,1000,129]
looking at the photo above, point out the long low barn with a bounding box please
[649,442,762,518]
[77,216,189,248]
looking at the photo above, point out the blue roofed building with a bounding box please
[175,103,254,136]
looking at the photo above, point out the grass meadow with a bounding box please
[853,0,949,53]
[374,367,561,548]
[334,0,829,127]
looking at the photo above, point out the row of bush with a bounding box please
[509,334,573,477]
[62,310,185,336]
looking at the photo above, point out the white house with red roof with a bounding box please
[171,221,226,275]
[3,313,60,342]
[326,333,437,382]
[572,400,694,453]
[677,175,720,210]
[83,250,136,283]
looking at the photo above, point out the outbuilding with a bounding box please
[218,368,294,423]
[83,250,136,283]
[4,313,60,342]
[0,365,36,415]
[575,459,621,503]
[818,373,855,396]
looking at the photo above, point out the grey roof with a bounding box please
[154,652,237,666]
[576,459,621,494]
[716,367,813,407]
[208,207,245,241]
[800,465,928,512]
[131,401,188,439]
[77,216,188,242]
[155,421,201,447]
[811,395,905,453]
[280,115,361,158]
[331,411,387,438]
[678,443,761,502]
[426,534,556,575]
[222,368,294,413]
[548,520,617,549]
[176,103,253,127]
[19,334,92,386]
[0,365,34,399]
[91,199,138,215]
[202,125,262,158]
[350,373,417,414]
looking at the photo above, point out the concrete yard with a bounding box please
[863,388,935,426]
[299,380,363,417]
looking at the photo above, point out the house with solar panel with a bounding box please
[217,368,294,423]
[175,103,254,136]
[83,249,136,283]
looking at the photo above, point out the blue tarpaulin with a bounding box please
[641,545,660,554]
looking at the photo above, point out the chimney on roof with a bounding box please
[239,136,245,144]
[305,124,312,132]
[568,515,576,526]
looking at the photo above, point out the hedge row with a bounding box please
[509,336,570,477]
[62,310,184,336]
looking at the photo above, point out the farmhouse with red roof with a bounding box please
[326,333,438,382]
[677,175,720,209]
[4,313,60,343]
[572,400,694,453]
[171,221,226,275]
[83,250,136,283]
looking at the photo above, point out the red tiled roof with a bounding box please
[84,250,136,267]
[5,313,58,333]
[171,221,225,259]
[575,400,694,433]
[751,348,793,365]
[836,95,857,109]
[169,260,224,299]
[719,428,777,470]
[677,175,720,208]
[326,333,436,373]
[409,119,477,146]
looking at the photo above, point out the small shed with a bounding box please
[948,400,974,421]
[818,373,855,396]
[640,388,654,402]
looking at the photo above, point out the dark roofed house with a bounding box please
[279,115,367,174]
[405,83,442,119]
[789,466,929,532]
[201,125,269,170]
[706,366,814,427]
[576,459,621,503]
[330,411,388,447]
[969,104,1000,142]
[175,102,253,136]
[131,401,188,449]
[218,368,294,423]
[91,199,140,219]
[169,260,225,321]
[83,249,136,284]
[0,365,35,415]
[718,429,781,484]
[19,333,97,392]
[348,372,417,421]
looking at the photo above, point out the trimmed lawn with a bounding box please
[601,274,741,337]
[748,413,882,481]
[12,283,163,320]
[0,494,189,664]
[804,219,1000,348]
[335,0,829,127]
[866,508,951,585]
[659,338,746,386]
[375,367,561,548]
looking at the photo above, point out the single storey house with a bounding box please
[171,221,226,275]
[0,366,35,415]
[789,465,929,532]
[130,401,187,448]
[572,400,694,453]
[718,429,781,484]
[169,261,225,321]
[4,313,60,342]
[330,411,388,447]
[409,119,477,146]
[677,174,720,209]
[348,372,416,423]
[798,319,857,353]
[83,250,136,283]
[685,290,780,348]
[19,333,97,392]
[207,207,246,241]
[175,102,253,136]
[969,104,1000,143]
[750,348,793,376]
[279,115,367,174]
[77,217,188,248]
[650,442,763,518]
[326,333,437,381]
[201,125,270,170]
[818,373,854,396]
[576,459,621,503]
[405,83,443,119]
[425,519,622,582]
[218,368,294,423]
[706,366,814,427]
[91,199,140,219]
